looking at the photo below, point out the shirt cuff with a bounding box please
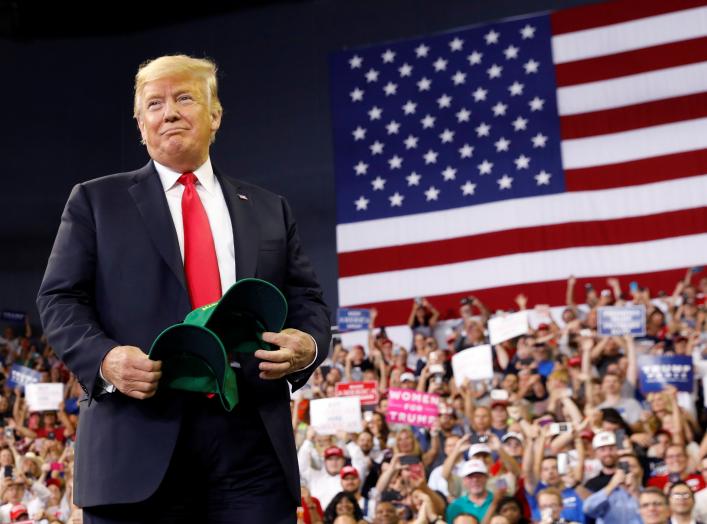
[98,362,117,393]
[300,335,318,371]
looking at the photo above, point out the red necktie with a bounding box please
[178,172,222,308]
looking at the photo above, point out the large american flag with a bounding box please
[330,0,707,325]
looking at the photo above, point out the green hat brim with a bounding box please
[148,324,238,411]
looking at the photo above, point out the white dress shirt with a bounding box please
[154,158,236,292]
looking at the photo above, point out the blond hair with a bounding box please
[133,55,223,140]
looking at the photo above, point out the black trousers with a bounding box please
[83,392,296,524]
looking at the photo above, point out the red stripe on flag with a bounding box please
[564,149,707,191]
[560,93,707,140]
[351,268,689,326]
[337,207,707,278]
[551,0,707,35]
[555,36,707,87]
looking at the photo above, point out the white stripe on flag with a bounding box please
[552,6,707,64]
[556,61,707,115]
[338,233,707,306]
[561,118,707,169]
[336,175,707,253]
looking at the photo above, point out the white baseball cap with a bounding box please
[458,459,488,477]
[592,431,617,449]
[467,443,492,457]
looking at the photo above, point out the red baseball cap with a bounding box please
[340,465,359,479]
[324,446,344,459]
[568,356,582,367]
[10,504,28,520]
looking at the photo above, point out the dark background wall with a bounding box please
[0,0,598,326]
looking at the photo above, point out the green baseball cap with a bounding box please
[148,278,288,411]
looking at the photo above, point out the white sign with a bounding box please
[25,383,63,412]
[488,311,529,344]
[309,396,363,435]
[451,345,494,385]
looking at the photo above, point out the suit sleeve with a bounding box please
[36,184,120,401]
[278,197,331,392]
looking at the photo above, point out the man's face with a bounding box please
[640,493,670,524]
[596,445,618,468]
[669,485,694,516]
[537,493,562,521]
[4,484,23,504]
[325,455,345,475]
[463,473,487,497]
[374,502,399,524]
[601,375,621,395]
[137,74,221,172]
[341,474,360,493]
[665,447,687,474]
[439,413,455,431]
[540,458,559,485]
[357,432,373,453]
[491,405,507,424]
[473,407,490,431]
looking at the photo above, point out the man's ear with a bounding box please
[137,117,147,145]
[210,109,223,133]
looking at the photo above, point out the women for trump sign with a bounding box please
[386,388,440,428]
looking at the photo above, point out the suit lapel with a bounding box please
[216,171,260,280]
[128,162,187,292]
[215,170,262,374]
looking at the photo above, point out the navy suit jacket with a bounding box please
[37,161,331,507]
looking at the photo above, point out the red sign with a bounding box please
[335,381,379,406]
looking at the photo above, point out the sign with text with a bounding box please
[337,308,371,332]
[0,310,26,323]
[25,383,64,412]
[335,381,379,405]
[598,305,646,337]
[639,355,693,393]
[7,365,41,391]
[310,396,363,435]
[386,388,440,428]
[451,345,494,385]
[488,311,529,344]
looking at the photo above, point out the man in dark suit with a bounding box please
[36,55,330,523]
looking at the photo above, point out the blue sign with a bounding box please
[0,310,26,323]
[337,308,371,332]
[597,305,646,337]
[639,355,693,393]
[7,364,42,392]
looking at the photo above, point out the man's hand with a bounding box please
[101,346,162,400]
[255,328,315,380]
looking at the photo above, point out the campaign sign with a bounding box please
[0,310,26,323]
[335,381,379,406]
[25,383,64,412]
[488,311,529,344]
[7,365,41,391]
[310,396,363,435]
[597,305,646,337]
[386,388,440,429]
[337,308,371,332]
[639,355,693,393]
[451,345,494,385]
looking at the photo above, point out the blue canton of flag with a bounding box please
[330,14,564,224]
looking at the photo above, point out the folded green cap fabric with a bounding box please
[148,278,288,411]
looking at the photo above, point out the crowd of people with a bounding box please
[292,270,707,524]
[0,317,81,523]
[0,270,705,523]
